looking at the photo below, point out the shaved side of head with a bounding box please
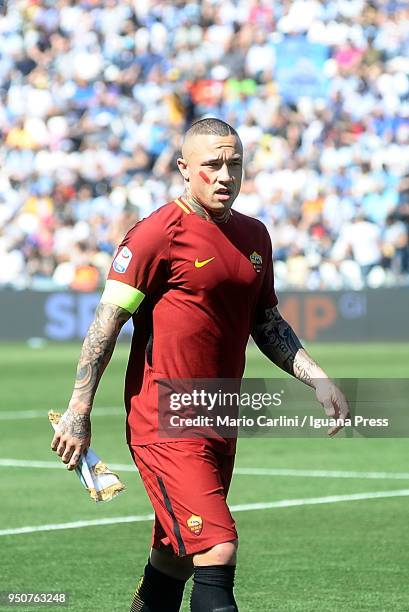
[182,118,241,158]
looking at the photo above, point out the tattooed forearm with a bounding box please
[252,307,301,374]
[69,302,131,410]
[252,306,326,387]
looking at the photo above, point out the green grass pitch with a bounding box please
[1,342,409,611]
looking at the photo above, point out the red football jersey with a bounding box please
[107,197,278,450]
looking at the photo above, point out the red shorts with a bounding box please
[129,441,237,556]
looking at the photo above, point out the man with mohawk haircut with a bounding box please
[51,118,349,611]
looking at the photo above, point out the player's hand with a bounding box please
[51,407,91,470]
[314,379,350,437]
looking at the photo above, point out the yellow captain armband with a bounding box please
[100,279,145,314]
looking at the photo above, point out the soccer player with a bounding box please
[51,118,349,612]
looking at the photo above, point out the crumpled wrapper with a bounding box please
[48,411,125,502]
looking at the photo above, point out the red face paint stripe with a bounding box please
[199,171,211,184]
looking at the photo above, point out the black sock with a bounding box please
[130,559,186,612]
[190,565,238,612]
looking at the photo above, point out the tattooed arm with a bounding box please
[51,303,131,469]
[251,306,326,386]
[252,306,349,435]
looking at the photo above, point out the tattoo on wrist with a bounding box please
[293,351,316,387]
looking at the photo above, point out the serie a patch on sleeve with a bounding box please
[113,246,133,273]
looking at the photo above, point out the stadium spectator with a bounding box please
[0,0,408,290]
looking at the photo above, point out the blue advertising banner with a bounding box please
[1,289,408,342]
[274,36,329,103]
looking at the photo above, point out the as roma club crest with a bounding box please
[249,251,263,273]
[187,514,203,536]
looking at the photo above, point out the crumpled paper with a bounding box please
[48,411,125,502]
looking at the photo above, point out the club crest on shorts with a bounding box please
[249,251,263,273]
[113,246,132,273]
[187,514,203,536]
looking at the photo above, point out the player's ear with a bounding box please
[176,157,190,181]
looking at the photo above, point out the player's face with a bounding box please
[179,134,243,212]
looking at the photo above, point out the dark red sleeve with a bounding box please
[107,215,169,295]
[254,229,278,321]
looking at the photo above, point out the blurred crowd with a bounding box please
[1,0,409,292]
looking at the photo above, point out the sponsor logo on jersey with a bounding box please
[194,257,215,268]
[249,251,262,273]
[113,246,132,273]
[187,514,203,535]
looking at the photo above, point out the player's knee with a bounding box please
[190,562,238,611]
[194,539,238,566]
[150,547,194,581]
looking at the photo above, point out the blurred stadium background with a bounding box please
[1,1,409,611]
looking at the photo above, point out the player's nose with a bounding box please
[218,162,233,183]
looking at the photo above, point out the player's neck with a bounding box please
[181,192,232,224]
